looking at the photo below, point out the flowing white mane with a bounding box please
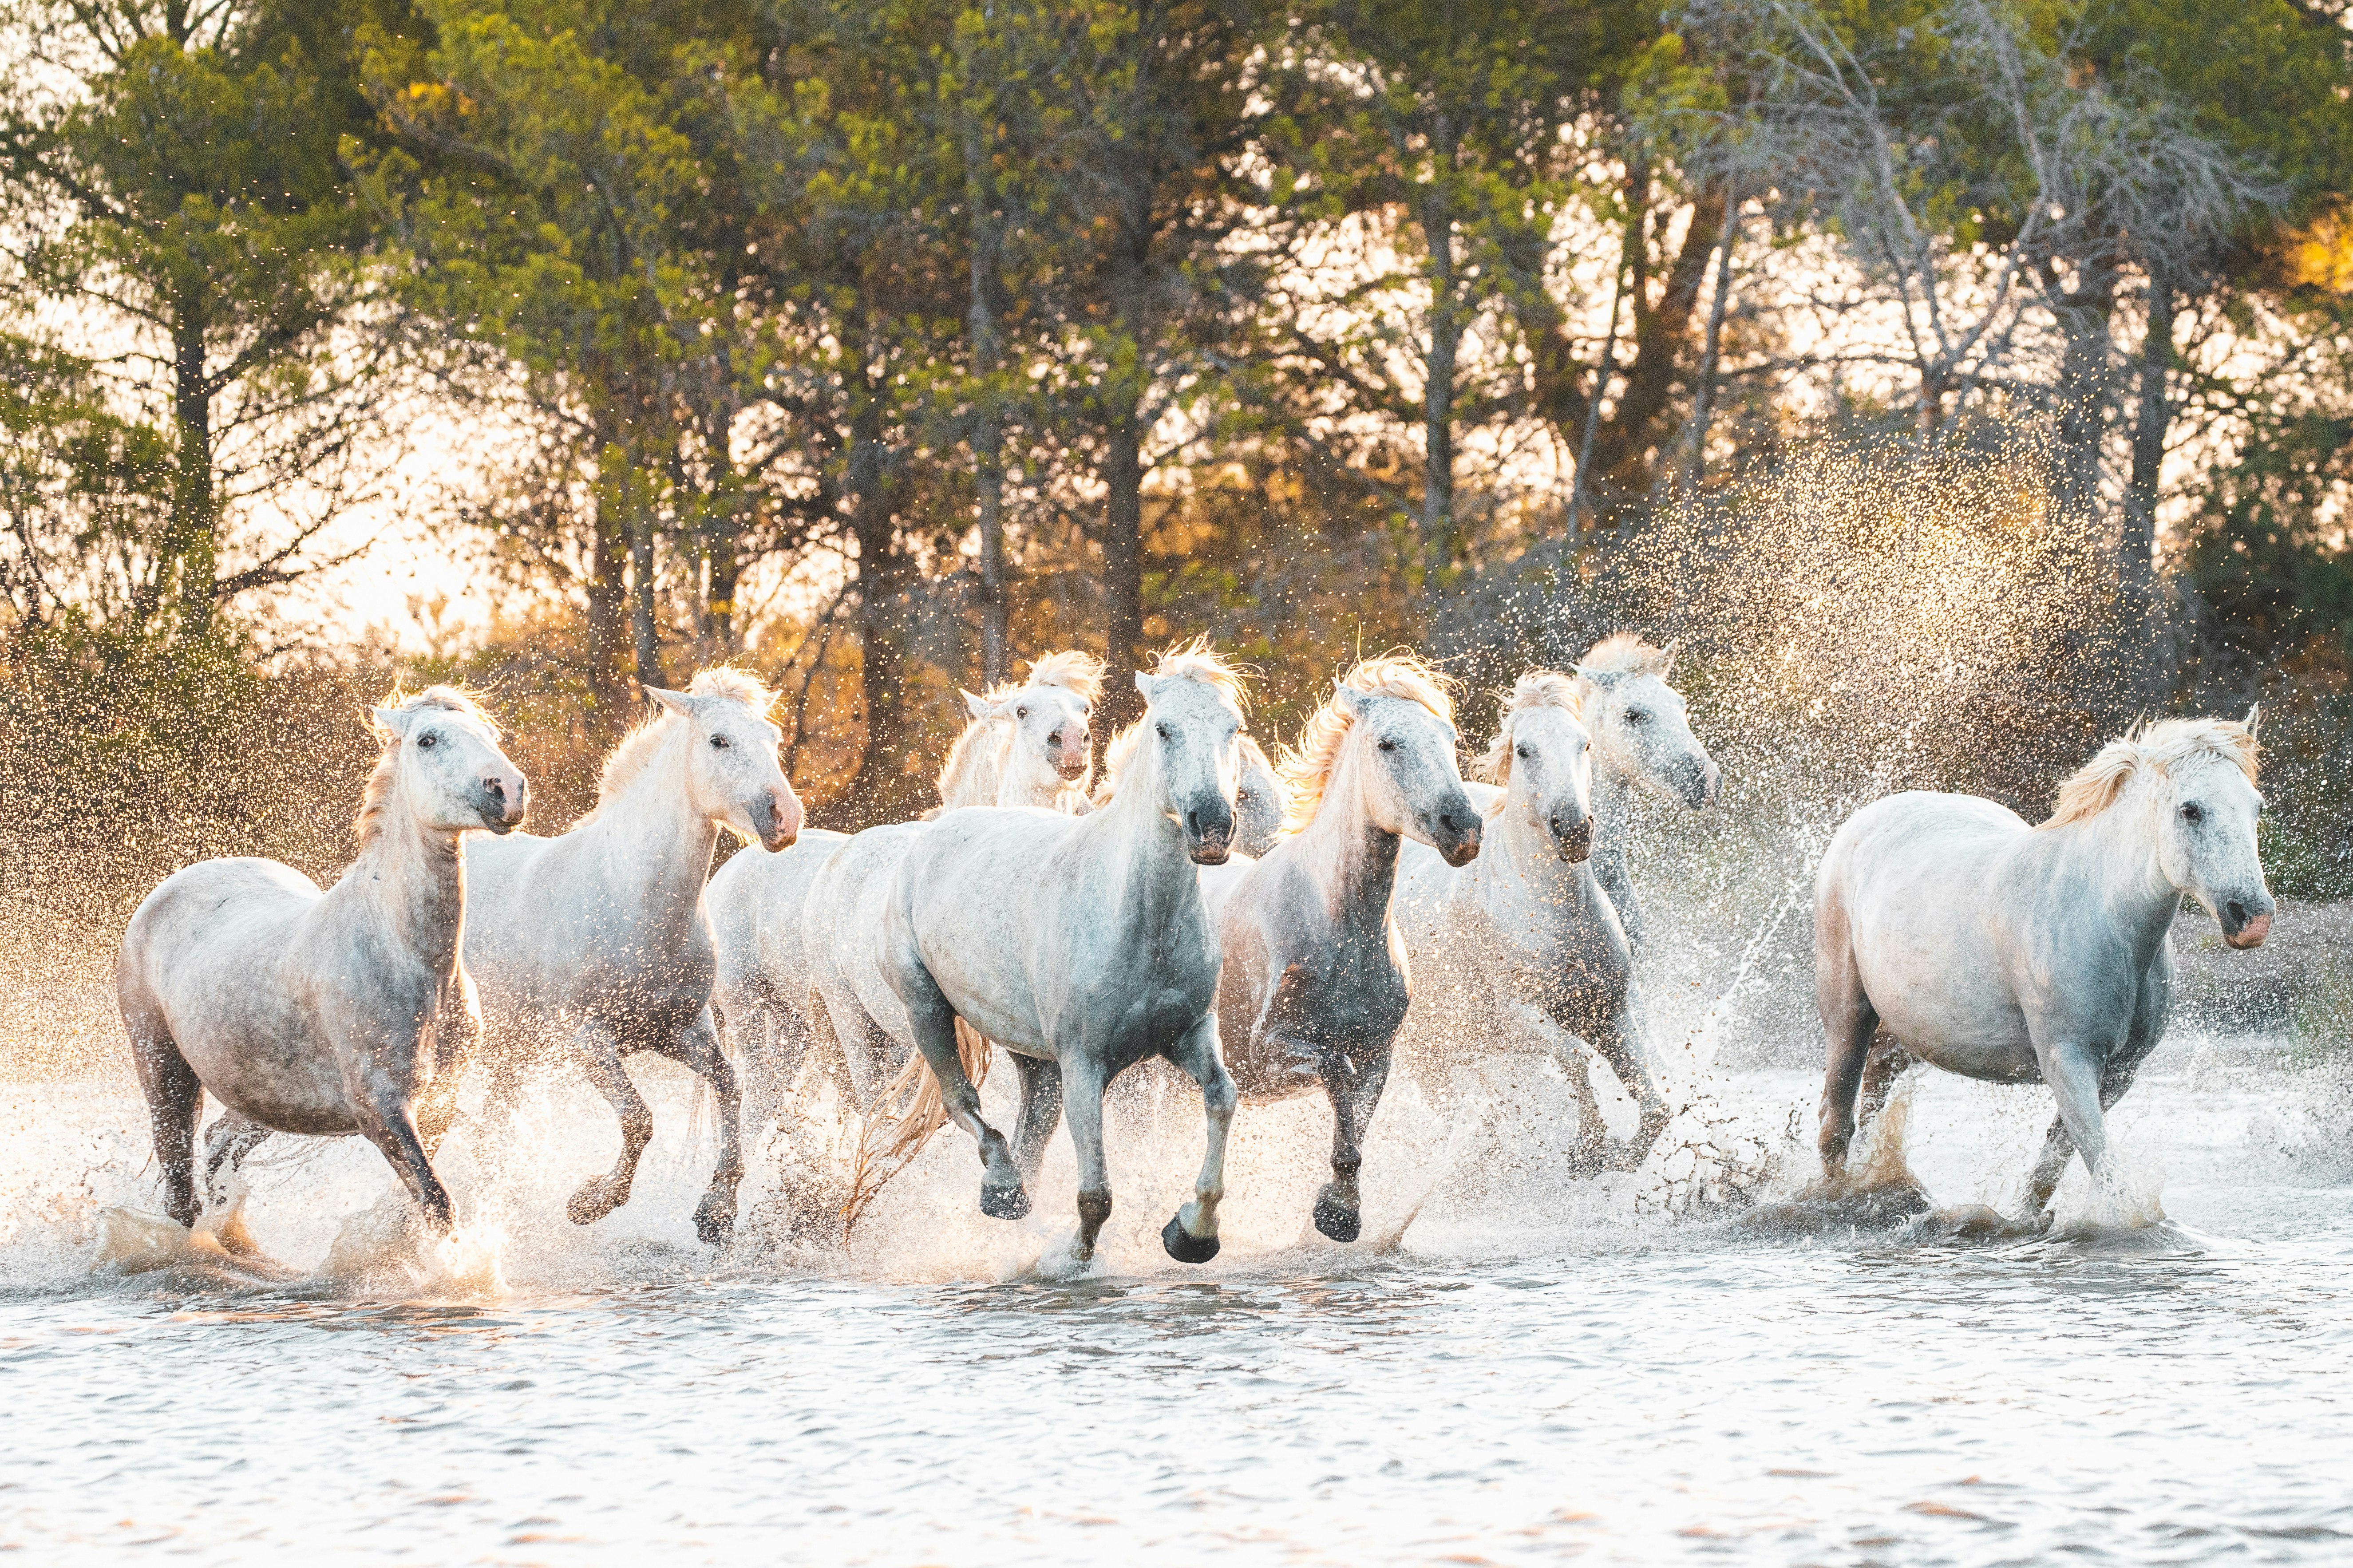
[2042,716,2261,829]
[1279,654,1454,834]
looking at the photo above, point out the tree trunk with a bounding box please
[968,137,1010,687]
[839,390,927,828]
[2122,277,2176,700]
[585,498,633,738]
[2049,269,2119,532]
[1419,188,1459,578]
[628,498,660,689]
[704,389,744,660]
[1101,403,1146,733]
[146,311,218,633]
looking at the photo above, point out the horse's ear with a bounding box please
[1659,640,1681,677]
[1331,681,1363,717]
[2244,703,2262,738]
[645,686,695,717]
[961,688,991,721]
[1135,671,1163,705]
[1572,664,1619,690]
[369,705,414,739]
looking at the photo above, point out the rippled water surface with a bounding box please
[6,1045,2352,1565]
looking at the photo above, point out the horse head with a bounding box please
[2149,709,2274,948]
[1132,653,1246,865]
[1232,735,1289,859]
[1574,636,1720,810]
[649,670,801,852]
[368,687,528,837]
[1479,671,1595,863]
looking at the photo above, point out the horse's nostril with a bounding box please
[2227,901,2249,924]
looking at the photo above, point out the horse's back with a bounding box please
[886,808,1080,1050]
[1819,791,2037,1073]
[709,827,848,1002]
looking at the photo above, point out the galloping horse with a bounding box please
[465,667,800,1244]
[1815,714,2274,1219]
[118,688,528,1231]
[1396,671,1670,1169]
[878,646,1252,1263]
[1204,656,1483,1242]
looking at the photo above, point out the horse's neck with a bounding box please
[1590,759,1638,893]
[339,810,467,975]
[1088,749,1206,931]
[1293,744,1402,937]
[940,723,1004,810]
[2051,797,2180,940]
[575,735,719,928]
[996,758,1062,809]
[1489,783,1582,899]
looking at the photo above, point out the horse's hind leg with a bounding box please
[1815,901,1879,1182]
[1159,1016,1235,1264]
[1582,993,1668,1170]
[565,1022,654,1228]
[1855,1031,1913,1136]
[202,1111,274,1207]
[126,1014,203,1229]
[651,1007,744,1246]
[896,963,1024,1218]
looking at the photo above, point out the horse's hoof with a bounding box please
[980,1183,1030,1221]
[566,1181,622,1227]
[1312,1191,1362,1244]
[693,1195,736,1248]
[1162,1214,1220,1264]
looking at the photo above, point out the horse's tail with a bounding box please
[840,1018,994,1233]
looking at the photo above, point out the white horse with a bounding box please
[1202,656,1483,1242]
[877,646,1251,1262]
[1815,713,2274,1220]
[117,688,528,1232]
[1395,670,1671,1168]
[464,667,801,1244]
[709,651,1104,1118]
[1572,634,1720,948]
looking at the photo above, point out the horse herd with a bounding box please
[113,632,2277,1265]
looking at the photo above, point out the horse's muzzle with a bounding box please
[1054,735,1091,781]
[481,777,528,834]
[1184,805,1234,865]
[1550,812,1593,863]
[759,786,803,852]
[1684,758,1721,810]
[2222,901,2273,948]
[1436,810,1482,868]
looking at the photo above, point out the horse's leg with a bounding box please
[351,1043,456,1231]
[2028,966,2170,1214]
[202,1110,274,1207]
[2028,1037,2112,1215]
[1583,994,1668,1170]
[1159,1016,1236,1264]
[565,1023,654,1227]
[897,965,1024,1217]
[647,1007,745,1246]
[1815,901,1879,1181]
[1313,1041,1390,1244]
[1059,1057,1113,1261]
[126,1014,203,1229]
[1008,1052,1066,1187]
[1854,1031,1913,1138]
[415,999,484,1159]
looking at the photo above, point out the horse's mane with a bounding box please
[1279,653,1455,834]
[1577,632,1674,686]
[355,684,499,847]
[2041,716,2261,829]
[576,666,778,828]
[1096,640,1253,799]
[1473,669,1582,786]
[934,648,1109,808]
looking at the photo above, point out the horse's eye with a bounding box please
[2180,802,2203,825]
[1625,710,1648,725]
[1236,789,1252,802]
[1515,744,1531,759]
[1377,737,1398,752]
[1156,724,1171,740]
[711,735,730,750]
[1016,707,1028,719]
[416,733,437,749]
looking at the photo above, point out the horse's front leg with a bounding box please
[2027,1037,2115,1214]
[1159,1015,1236,1264]
[1058,1056,1114,1262]
[1313,1039,1391,1244]
[415,997,484,1158]
[565,1021,653,1227]
[898,965,1025,1218]
[349,1032,457,1232]
[1584,994,1668,1171]
[653,1007,744,1246]
[1513,1001,1608,1173]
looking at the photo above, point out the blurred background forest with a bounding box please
[4,0,2353,963]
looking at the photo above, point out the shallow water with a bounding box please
[5,1039,2352,1565]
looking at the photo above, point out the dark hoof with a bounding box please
[1162,1214,1220,1264]
[693,1195,736,1247]
[1312,1191,1361,1244]
[980,1183,1030,1221]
